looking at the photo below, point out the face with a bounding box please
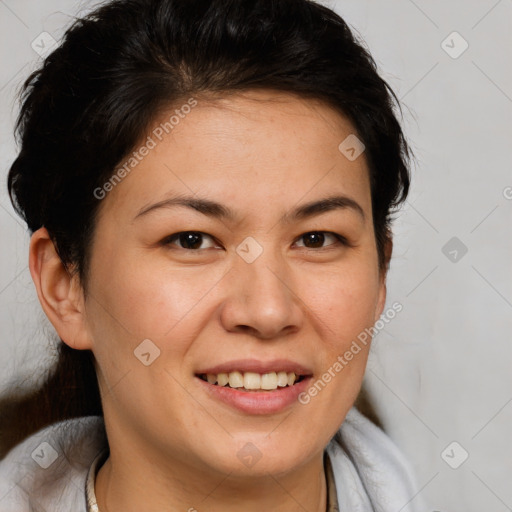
[79,90,387,478]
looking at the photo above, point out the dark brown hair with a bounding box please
[2,0,409,458]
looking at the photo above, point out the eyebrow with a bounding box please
[134,194,365,223]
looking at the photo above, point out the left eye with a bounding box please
[163,231,219,250]
[294,231,345,249]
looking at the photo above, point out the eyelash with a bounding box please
[160,231,350,251]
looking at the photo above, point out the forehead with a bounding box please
[98,90,371,222]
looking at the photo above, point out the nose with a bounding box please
[219,249,303,340]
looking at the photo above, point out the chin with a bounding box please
[197,431,320,478]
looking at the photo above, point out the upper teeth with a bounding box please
[202,371,299,390]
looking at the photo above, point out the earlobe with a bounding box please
[374,237,393,321]
[383,237,393,275]
[29,227,92,350]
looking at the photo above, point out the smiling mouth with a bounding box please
[196,371,309,392]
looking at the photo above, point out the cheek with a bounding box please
[90,255,218,333]
[292,266,379,432]
[85,253,232,378]
[301,262,381,346]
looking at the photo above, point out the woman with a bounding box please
[0,0,425,510]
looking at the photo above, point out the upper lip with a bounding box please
[195,359,313,376]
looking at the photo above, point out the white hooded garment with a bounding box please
[0,407,426,511]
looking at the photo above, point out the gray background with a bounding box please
[1,0,511,509]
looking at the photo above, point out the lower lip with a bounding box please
[195,376,312,415]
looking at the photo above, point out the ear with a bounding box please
[29,227,92,350]
[374,237,393,322]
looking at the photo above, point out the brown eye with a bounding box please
[163,231,217,250]
[295,231,345,249]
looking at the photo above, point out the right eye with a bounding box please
[161,231,220,251]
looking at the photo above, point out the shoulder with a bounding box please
[0,416,107,512]
[326,407,427,512]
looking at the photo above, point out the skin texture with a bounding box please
[29,90,390,512]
